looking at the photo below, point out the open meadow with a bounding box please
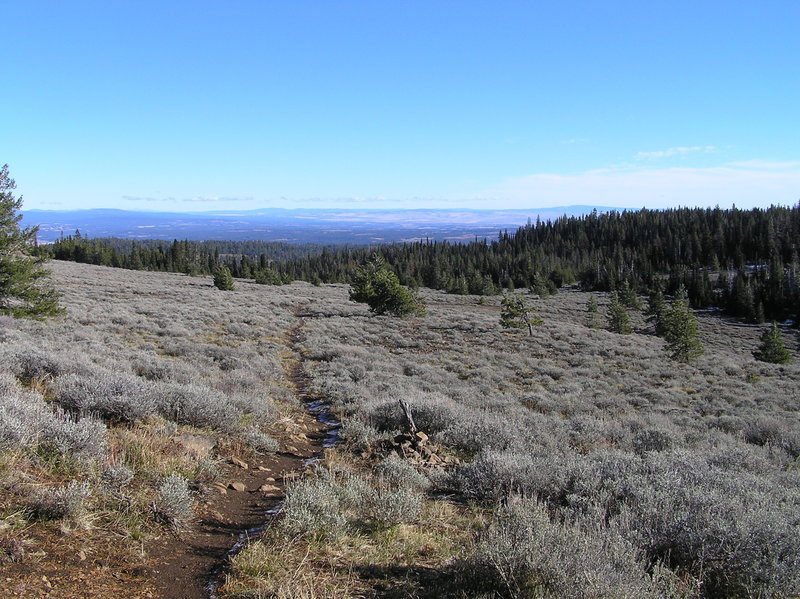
[1,261,799,599]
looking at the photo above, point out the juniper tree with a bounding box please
[0,164,61,318]
[500,294,542,336]
[753,321,792,364]
[607,292,632,334]
[662,298,704,362]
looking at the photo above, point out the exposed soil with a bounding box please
[3,316,333,599]
[148,414,329,599]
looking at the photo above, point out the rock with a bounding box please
[258,484,281,493]
[172,433,218,459]
[229,482,247,492]
[212,482,228,494]
[285,445,300,454]
[256,466,270,471]
[265,477,276,482]
[414,431,429,444]
[230,457,249,469]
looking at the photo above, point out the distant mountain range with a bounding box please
[22,206,619,244]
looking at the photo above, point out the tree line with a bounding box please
[43,204,800,322]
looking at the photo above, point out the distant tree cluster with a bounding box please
[45,235,331,281]
[275,204,800,322]
[46,204,800,324]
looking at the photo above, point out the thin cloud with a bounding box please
[121,195,255,204]
[727,160,800,170]
[487,161,800,209]
[636,145,717,159]
[183,196,253,203]
[121,195,167,203]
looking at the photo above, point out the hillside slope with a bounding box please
[1,261,798,598]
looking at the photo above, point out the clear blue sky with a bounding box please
[3,1,798,212]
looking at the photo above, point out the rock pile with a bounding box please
[390,431,460,469]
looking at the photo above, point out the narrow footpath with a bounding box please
[147,315,332,599]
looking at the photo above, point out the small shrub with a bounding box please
[27,480,92,521]
[155,382,241,431]
[244,427,279,453]
[280,476,349,540]
[0,533,27,563]
[339,419,380,450]
[101,465,134,491]
[373,453,431,493]
[367,486,422,527]
[53,371,157,423]
[153,473,194,528]
[461,499,663,599]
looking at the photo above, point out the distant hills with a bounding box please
[23,206,618,244]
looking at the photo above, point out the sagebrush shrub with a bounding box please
[27,480,92,521]
[54,371,158,423]
[461,499,664,599]
[153,473,194,527]
[101,465,134,491]
[373,453,431,493]
[244,427,279,453]
[0,381,106,460]
[155,382,241,431]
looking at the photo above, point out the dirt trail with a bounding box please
[146,315,331,599]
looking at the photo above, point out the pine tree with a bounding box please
[213,266,235,290]
[662,299,704,362]
[753,322,792,364]
[349,256,425,317]
[500,294,542,336]
[607,292,632,334]
[0,164,61,318]
[646,289,667,336]
[586,295,600,328]
[620,279,641,309]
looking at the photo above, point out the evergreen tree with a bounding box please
[213,266,235,290]
[500,294,542,336]
[662,299,704,362]
[607,292,632,334]
[646,289,668,336]
[586,295,600,329]
[349,256,425,317]
[254,267,283,285]
[753,322,792,364]
[619,279,641,309]
[0,164,61,319]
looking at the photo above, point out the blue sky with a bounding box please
[3,1,799,212]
